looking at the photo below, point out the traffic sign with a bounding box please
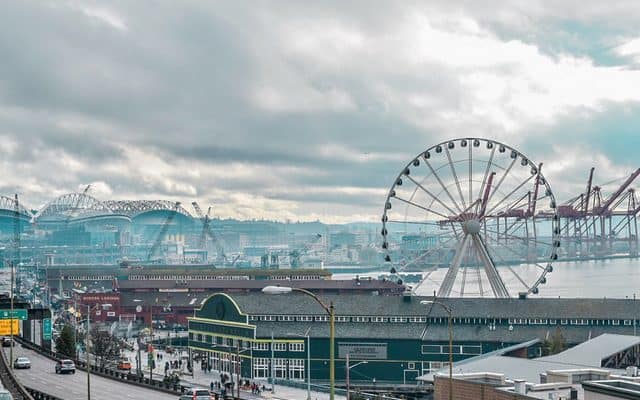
[0,309,27,320]
[43,318,52,340]
[0,320,19,335]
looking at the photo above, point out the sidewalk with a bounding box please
[126,345,345,400]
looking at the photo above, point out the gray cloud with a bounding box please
[1,1,640,222]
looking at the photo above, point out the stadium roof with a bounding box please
[103,200,193,218]
[33,192,117,222]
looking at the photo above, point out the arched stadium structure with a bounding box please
[0,193,200,266]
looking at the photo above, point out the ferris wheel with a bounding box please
[381,138,560,298]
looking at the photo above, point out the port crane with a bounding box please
[261,234,322,269]
[147,201,181,262]
[191,202,228,264]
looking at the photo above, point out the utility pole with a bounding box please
[270,332,275,394]
[10,194,20,370]
[236,341,241,400]
[87,305,91,400]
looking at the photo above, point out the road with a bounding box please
[4,346,177,400]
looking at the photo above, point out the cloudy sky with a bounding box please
[2,1,640,223]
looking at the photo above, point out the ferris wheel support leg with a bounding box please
[437,234,469,298]
[471,234,510,298]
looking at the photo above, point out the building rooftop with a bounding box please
[540,333,640,367]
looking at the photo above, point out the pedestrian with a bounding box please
[164,361,169,375]
[210,381,214,391]
[208,363,212,373]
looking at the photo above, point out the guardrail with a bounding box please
[23,388,63,400]
[0,340,34,400]
[12,336,242,399]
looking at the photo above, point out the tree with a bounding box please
[542,327,567,356]
[90,327,122,368]
[55,324,76,359]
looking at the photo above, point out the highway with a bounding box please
[4,346,176,400]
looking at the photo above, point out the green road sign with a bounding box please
[43,318,52,340]
[0,309,27,320]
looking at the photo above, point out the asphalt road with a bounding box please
[4,346,177,400]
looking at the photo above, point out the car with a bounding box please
[0,388,12,400]
[178,388,211,400]
[117,357,132,371]
[55,359,76,374]
[13,357,30,369]
[1,337,13,347]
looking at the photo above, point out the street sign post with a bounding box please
[43,318,52,340]
[0,309,27,321]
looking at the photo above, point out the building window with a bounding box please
[625,320,632,326]
[206,335,212,344]
[289,359,305,380]
[612,320,620,325]
[252,342,269,351]
[289,343,304,352]
[354,316,369,323]
[296,316,313,322]
[335,316,350,323]
[253,357,269,379]
[279,316,294,322]
[461,345,482,355]
[421,345,441,354]
[274,359,287,379]
[273,343,287,352]
[261,316,275,321]
[315,316,329,322]
[372,317,387,323]
[250,316,259,321]
[197,334,203,342]
[560,319,568,325]
[390,317,406,323]
[409,317,426,323]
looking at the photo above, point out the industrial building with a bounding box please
[187,293,640,386]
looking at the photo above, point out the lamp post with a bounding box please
[288,327,312,400]
[345,353,367,400]
[133,299,155,380]
[80,303,102,400]
[421,300,453,400]
[262,286,335,400]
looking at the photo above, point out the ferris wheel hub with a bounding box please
[462,219,481,235]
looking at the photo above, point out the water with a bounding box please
[334,258,640,299]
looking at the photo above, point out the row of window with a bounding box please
[250,315,427,323]
[421,345,482,355]
[250,315,638,326]
[189,333,304,352]
[267,275,323,280]
[64,275,114,281]
[129,274,250,280]
[508,318,634,326]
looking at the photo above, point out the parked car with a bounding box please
[178,388,211,400]
[0,388,12,400]
[13,357,30,369]
[1,337,13,347]
[55,359,76,374]
[117,357,132,371]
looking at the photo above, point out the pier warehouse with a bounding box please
[188,293,640,384]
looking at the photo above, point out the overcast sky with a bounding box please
[2,1,640,223]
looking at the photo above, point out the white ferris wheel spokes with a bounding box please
[381,138,560,298]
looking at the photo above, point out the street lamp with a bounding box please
[262,286,335,400]
[288,328,312,400]
[345,353,367,400]
[133,299,156,380]
[76,303,103,400]
[421,300,453,400]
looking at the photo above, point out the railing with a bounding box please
[12,336,242,399]
[0,340,34,400]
